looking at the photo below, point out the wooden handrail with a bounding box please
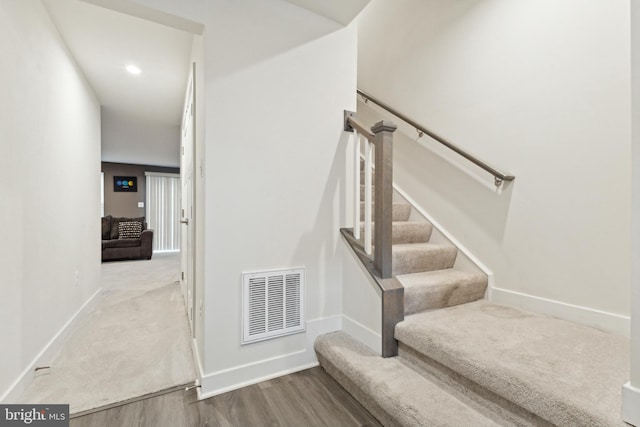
[345,114,374,141]
[357,89,515,186]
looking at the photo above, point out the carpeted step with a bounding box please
[397,269,487,315]
[394,300,630,426]
[392,243,457,275]
[360,202,411,222]
[315,331,506,427]
[359,221,433,245]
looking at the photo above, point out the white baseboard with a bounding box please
[0,288,103,403]
[342,314,381,354]
[623,382,640,426]
[489,287,630,336]
[190,338,204,399]
[198,315,342,399]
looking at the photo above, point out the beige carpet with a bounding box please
[318,300,631,426]
[316,331,503,427]
[396,300,630,426]
[18,253,196,414]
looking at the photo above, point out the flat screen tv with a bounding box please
[114,176,137,192]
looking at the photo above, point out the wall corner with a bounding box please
[623,382,640,426]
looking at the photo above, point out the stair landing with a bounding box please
[395,300,630,426]
[316,301,630,426]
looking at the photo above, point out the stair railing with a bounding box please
[344,111,397,279]
[344,111,403,358]
[342,91,513,358]
[357,89,515,187]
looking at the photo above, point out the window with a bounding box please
[145,172,180,252]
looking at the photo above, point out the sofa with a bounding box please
[101,215,153,262]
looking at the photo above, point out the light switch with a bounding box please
[138,202,144,208]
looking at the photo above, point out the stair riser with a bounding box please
[392,247,457,275]
[360,223,432,245]
[316,332,507,426]
[316,354,401,427]
[397,343,552,427]
[360,203,411,222]
[403,276,487,315]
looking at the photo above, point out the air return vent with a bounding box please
[242,268,305,344]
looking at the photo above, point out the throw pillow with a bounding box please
[118,221,142,239]
[110,216,145,239]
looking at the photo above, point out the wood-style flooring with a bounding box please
[70,367,381,427]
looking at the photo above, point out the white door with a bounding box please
[180,63,196,337]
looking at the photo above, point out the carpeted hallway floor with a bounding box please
[18,253,196,415]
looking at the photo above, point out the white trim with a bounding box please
[190,338,204,400]
[623,382,640,426]
[353,131,361,240]
[342,314,381,354]
[393,184,495,281]
[0,288,102,403]
[363,140,373,255]
[490,287,630,336]
[198,315,341,399]
[144,171,180,178]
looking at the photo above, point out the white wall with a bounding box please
[0,0,102,399]
[358,0,632,332]
[340,238,382,353]
[101,107,180,168]
[202,0,356,386]
[625,1,640,424]
[122,0,359,394]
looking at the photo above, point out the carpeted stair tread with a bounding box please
[397,269,487,314]
[394,300,630,426]
[315,331,503,427]
[360,202,411,222]
[360,221,432,245]
[392,243,457,275]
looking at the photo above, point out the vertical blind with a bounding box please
[145,172,181,252]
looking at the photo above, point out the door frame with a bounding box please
[180,62,197,338]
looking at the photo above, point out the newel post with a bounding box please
[372,120,397,279]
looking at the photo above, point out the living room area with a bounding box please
[100,161,180,263]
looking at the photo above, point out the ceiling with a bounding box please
[43,0,193,127]
[283,0,371,26]
[40,0,369,166]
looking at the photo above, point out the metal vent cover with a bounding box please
[242,268,305,344]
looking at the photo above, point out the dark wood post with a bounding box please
[372,121,397,279]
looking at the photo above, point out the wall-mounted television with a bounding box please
[114,176,137,192]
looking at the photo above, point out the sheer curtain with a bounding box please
[145,172,181,252]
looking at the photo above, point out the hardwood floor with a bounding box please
[70,367,381,427]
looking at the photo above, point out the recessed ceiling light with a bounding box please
[126,65,141,75]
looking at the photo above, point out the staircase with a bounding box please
[315,163,630,426]
[358,163,488,314]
